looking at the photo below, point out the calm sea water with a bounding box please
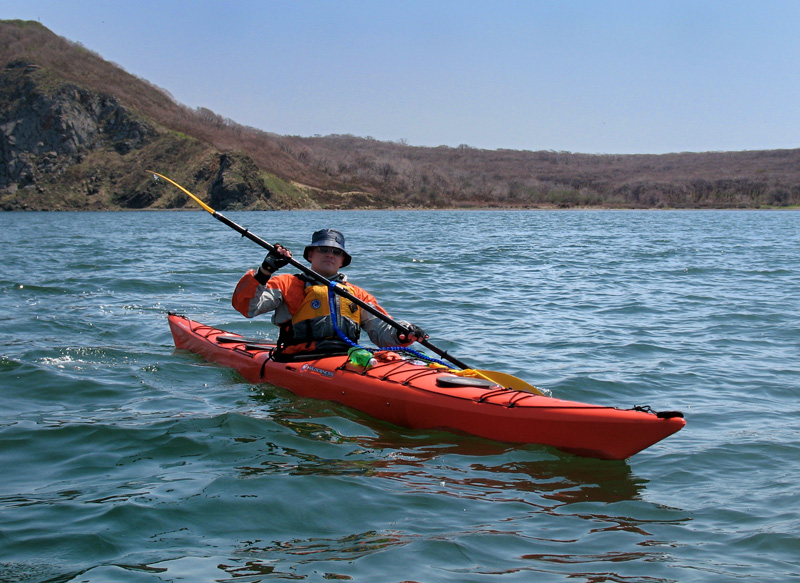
[1,209,798,582]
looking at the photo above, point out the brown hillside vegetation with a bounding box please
[275,136,800,208]
[2,19,799,210]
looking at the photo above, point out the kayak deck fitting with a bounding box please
[168,313,685,460]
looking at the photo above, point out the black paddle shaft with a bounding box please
[211,211,470,370]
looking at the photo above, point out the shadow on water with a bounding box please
[246,386,649,506]
[219,388,685,582]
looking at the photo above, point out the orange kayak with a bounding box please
[168,313,685,460]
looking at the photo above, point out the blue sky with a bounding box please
[3,0,798,154]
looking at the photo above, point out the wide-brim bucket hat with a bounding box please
[303,228,352,267]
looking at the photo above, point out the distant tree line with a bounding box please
[265,134,800,208]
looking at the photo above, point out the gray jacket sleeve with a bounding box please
[244,284,293,325]
[360,309,410,348]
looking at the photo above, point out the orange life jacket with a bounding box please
[279,279,362,353]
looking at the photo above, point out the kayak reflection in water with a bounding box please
[232,228,427,357]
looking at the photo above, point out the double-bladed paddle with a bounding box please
[150,171,543,395]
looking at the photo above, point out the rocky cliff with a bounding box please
[0,56,290,211]
[0,59,152,191]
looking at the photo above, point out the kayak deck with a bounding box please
[168,314,685,460]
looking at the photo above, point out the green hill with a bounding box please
[1,20,799,210]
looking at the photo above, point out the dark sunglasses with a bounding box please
[315,246,345,256]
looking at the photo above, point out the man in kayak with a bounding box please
[232,228,426,357]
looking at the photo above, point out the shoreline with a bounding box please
[2,205,799,213]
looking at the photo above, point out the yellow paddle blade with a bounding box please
[473,369,545,395]
[434,365,544,395]
[148,171,215,214]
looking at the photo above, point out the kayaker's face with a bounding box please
[309,246,345,277]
